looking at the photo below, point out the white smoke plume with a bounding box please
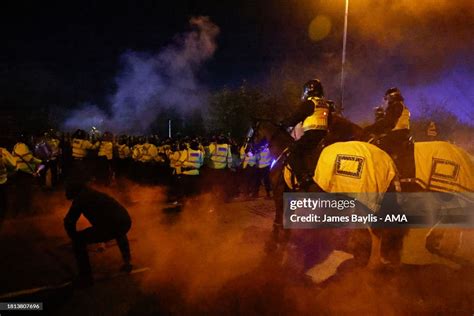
[63,16,219,134]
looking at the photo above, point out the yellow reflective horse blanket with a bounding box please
[284,141,397,212]
[413,141,474,192]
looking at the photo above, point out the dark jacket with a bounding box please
[64,187,131,238]
[365,101,405,135]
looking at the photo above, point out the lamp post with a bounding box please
[168,119,172,138]
[340,0,349,113]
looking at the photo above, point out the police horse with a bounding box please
[248,116,474,280]
[247,117,399,274]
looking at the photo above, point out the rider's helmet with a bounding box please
[384,87,404,104]
[302,79,324,101]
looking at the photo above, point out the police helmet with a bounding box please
[384,87,404,103]
[190,140,199,150]
[72,129,87,140]
[102,131,113,142]
[217,135,227,144]
[302,79,324,100]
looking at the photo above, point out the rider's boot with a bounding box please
[294,172,314,191]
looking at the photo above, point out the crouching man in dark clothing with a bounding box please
[64,182,132,286]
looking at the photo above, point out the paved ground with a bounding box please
[0,183,473,315]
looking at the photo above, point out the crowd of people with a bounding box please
[0,78,451,217]
[0,128,275,217]
[0,78,458,287]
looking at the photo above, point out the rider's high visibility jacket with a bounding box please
[392,105,410,131]
[302,97,330,132]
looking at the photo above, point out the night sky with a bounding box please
[1,0,473,126]
[1,0,298,104]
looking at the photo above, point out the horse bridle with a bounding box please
[246,119,289,148]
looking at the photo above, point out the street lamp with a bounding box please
[340,0,349,113]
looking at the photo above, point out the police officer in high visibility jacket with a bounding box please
[365,87,413,178]
[0,147,17,222]
[72,129,99,160]
[365,87,411,139]
[282,79,331,189]
[206,135,233,200]
[176,140,204,199]
[179,140,204,176]
[254,143,273,198]
[138,137,158,164]
[240,143,257,196]
[137,136,158,183]
[70,129,98,181]
[11,137,44,214]
[208,135,232,169]
[0,148,17,183]
[13,141,43,176]
[96,132,114,185]
[115,135,131,179]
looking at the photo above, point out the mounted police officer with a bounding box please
[282,79,331,190]
[365,87,413,179]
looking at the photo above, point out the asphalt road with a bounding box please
[0,184,473,315]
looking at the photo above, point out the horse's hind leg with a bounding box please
[265,173,290,254]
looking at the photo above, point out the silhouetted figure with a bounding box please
[64,182,132,286]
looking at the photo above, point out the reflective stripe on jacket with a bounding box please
[209,144,232,169]
[180,149,203,175]
[257,147,272,168]
[13,143,42,174]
